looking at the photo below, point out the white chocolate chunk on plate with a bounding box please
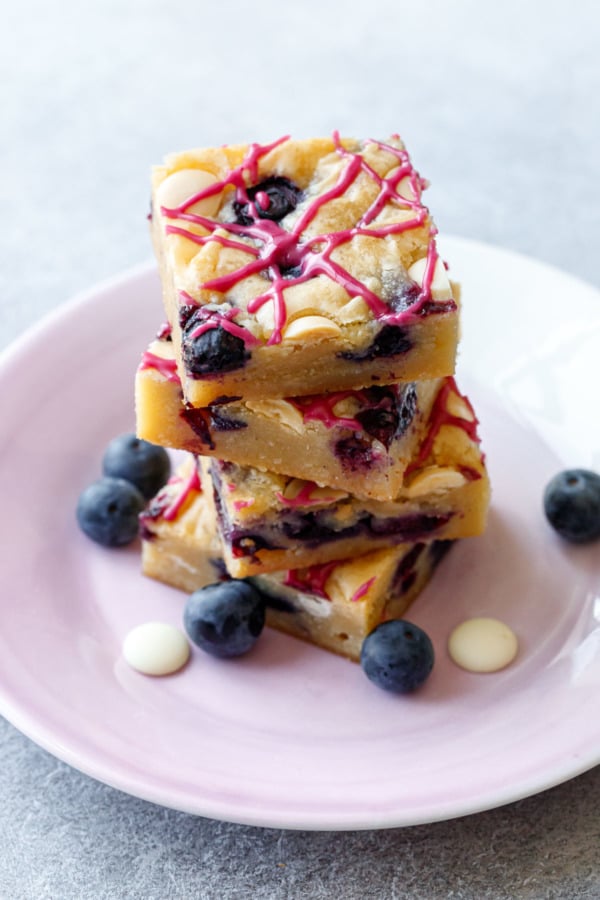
[448,617,518,673]
[123,622,190,676]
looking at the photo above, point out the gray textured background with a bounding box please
[2,0,599,897]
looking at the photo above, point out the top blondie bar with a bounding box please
[150,133,459,406]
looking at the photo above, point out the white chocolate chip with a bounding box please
[448,618,519,673]
[408,256,453,301]
[283,315,342,341]
[280,479,347,504]
[123,622,190,676]
[156,169,221,218]
[337,296,371,324]
[309,484,348,502]
[331,397,359,418]
[280,479,306,501]
[364,276,382,295]
[405,466,466,497]
[245,398,305,433]
[446,392,475,422]
[253,302,276,337]
[388,168,418,202]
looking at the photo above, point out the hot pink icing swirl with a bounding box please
[406,378,482,478]
[140,462,202,526]
[233,498,255,511]
[284,563,376,602]
[156,321,172,340]
[288,390,367,430]
[350,577,376,602]
[284,560,339,599]
[139,350,180,383]
[160,133,452,346]
[179,291,262,346]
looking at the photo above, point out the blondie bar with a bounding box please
[150,134,459,405]
[136,330,441,500]
[140,459,452,661]
[206,378,489,576]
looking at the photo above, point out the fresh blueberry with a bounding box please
[102,433,171,500]
[543,468,600,543]
[360,619,435,693]
[76,477,145,547]
[182,315,249,377]
[183,580,266,658]
[234,176,303,225]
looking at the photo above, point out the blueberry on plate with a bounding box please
[183,580,266,658]
[76,477,145,547]
[543,468,600,543]
[360,620,434,693]
[102,433,171,500]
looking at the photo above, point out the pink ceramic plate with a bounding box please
[0,237,599,830]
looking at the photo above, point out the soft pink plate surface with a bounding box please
[0,237,599,830]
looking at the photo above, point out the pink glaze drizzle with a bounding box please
[139,350,180,383]
[160,133,452,346]
[284,560,339,599]
[405,378,482,478]
[233,498,255,511]
[275,481,342,508]
[289,384,406,432]
[161,464,202,521]
[179,291,262,346]
[288,389,372,430]
[350,576,376,602]
[156,321,172,340]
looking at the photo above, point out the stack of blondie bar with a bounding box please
[135,134,490,661]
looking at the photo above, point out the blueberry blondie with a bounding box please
[135,329,441,500]
[140,457,452,661]
[150,134,459,406]
[203,378,489,576]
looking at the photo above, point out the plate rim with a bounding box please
[1,236,599,830]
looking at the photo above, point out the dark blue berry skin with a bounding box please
[339,324,412,362]
[183,580,266,658]
[360,620,435,693]
[102,433,171,500]
[182,318,249,377]
[76,477,145,547]
[234,177,303,226]
[543,469,600,543]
